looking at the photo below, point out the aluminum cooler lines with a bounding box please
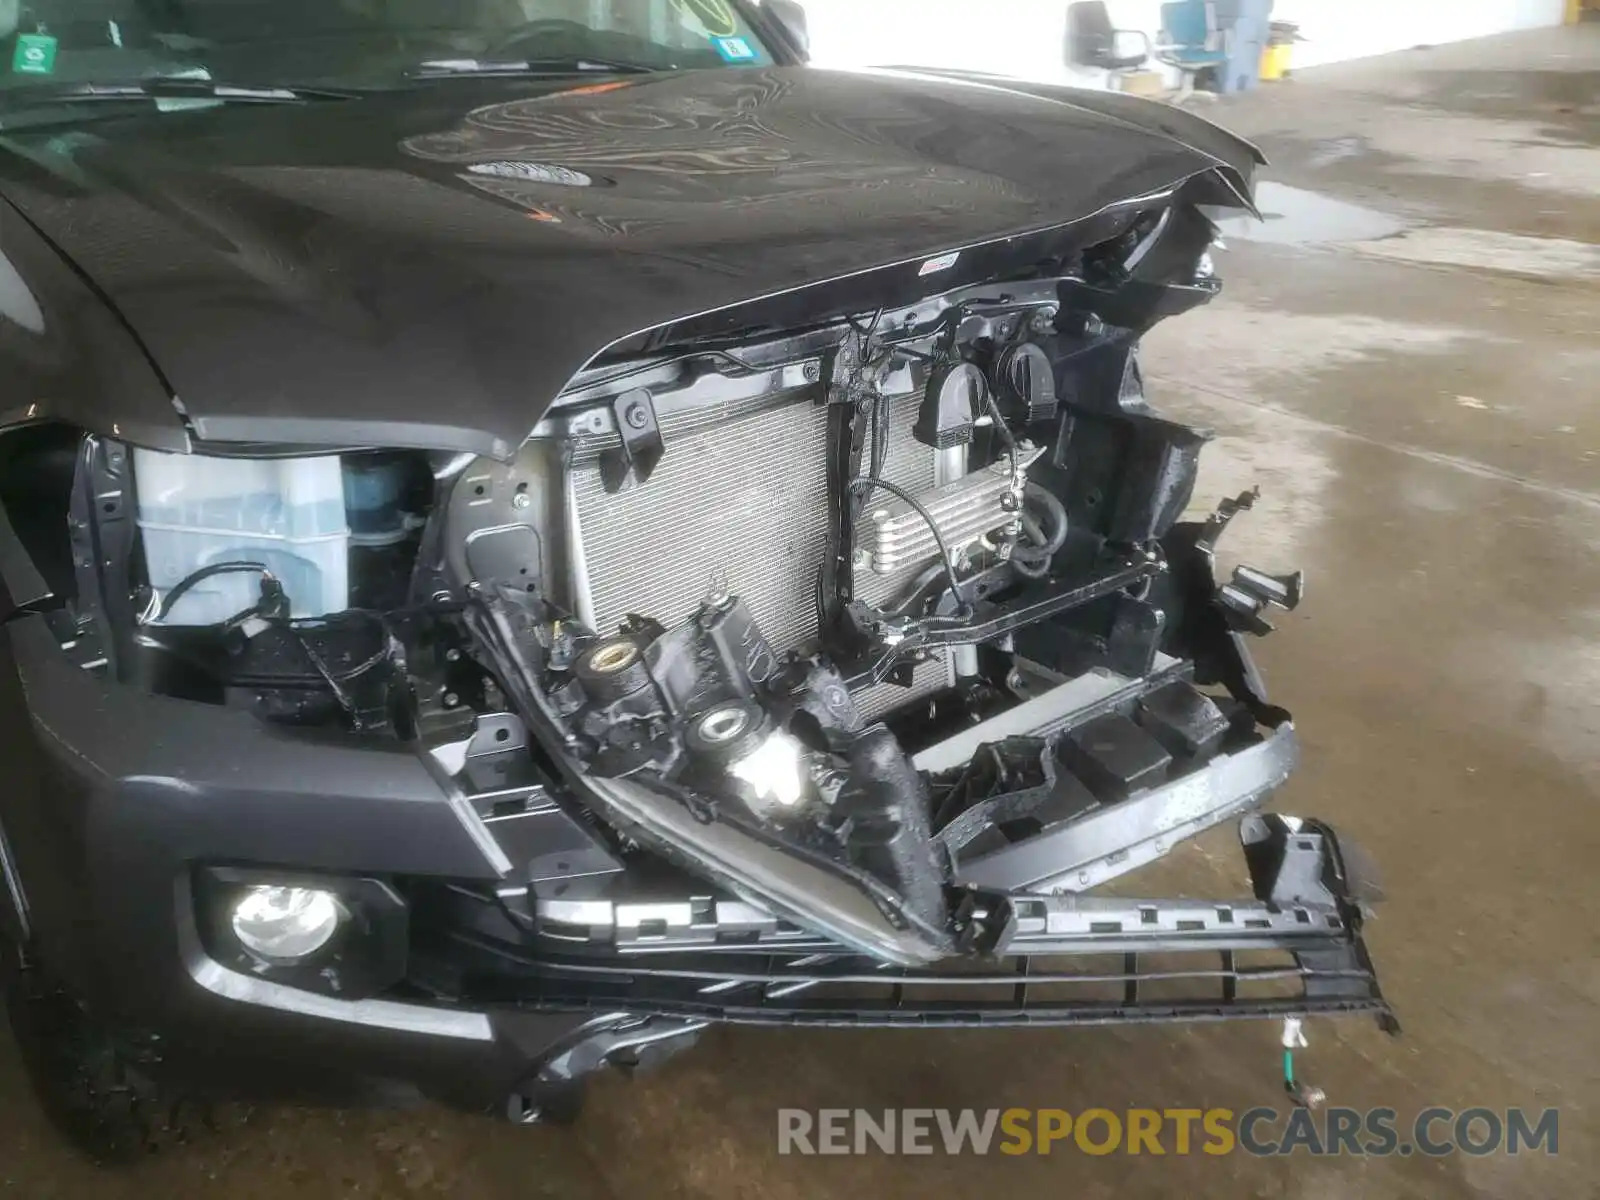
[859,449,1043,575]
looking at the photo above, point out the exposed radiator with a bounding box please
[568,387,946,718]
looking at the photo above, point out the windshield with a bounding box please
[0,0,777,94]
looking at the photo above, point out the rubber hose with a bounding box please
[1025,483,1070,554]
[1010,484,1069,578]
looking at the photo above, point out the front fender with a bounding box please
[0,191,187,449]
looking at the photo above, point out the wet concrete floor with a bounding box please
[2,24,1596,1200]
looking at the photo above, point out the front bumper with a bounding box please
[408,809,1390,1033]
[1,611,566,1112]
[0,610,1392,1116]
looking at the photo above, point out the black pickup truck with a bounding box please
[0,0,1388,1163]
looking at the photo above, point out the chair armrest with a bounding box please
[1114,28,1154,57]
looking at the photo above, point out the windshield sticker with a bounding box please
[918,251,962,276]
[674,0,739,37]
[710,35,757,63]
[12,33,59,76]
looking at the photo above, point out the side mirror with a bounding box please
[763,0,810,58]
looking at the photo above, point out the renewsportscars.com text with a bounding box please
[776,1107,1559,1157]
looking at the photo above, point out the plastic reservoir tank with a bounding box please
[134,448,351,625]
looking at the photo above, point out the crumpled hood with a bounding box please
[0,67,1259,457]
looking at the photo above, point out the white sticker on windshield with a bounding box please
[918,251,961,276]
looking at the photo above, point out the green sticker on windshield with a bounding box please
[12,33,59,75]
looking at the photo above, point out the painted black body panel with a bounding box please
[0,193,188,451]
[0,67,1258,456]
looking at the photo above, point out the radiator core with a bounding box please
[568,387,946,717]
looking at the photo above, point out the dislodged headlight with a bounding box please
[230,885,342,961]
[687,701,810,815]
[729,728,807,810]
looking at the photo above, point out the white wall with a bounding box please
[803,0,1077,82]
[798,0,1569,82]
[799,0,1171,87]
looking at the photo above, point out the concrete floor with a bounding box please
[2,24,1596,1200]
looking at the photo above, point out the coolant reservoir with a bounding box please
[133,448,350,625]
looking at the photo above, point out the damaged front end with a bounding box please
[401,191,1391,1022]
[38,174,1391,1089]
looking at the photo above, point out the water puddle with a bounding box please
[1348,227,1600,281]
[1208,180,1600,281]
[1209,181,1411,246]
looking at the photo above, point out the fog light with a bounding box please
[230,885,341,961]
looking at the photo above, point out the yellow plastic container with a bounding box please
[1261,42,1292,81]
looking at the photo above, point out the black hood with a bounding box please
[0,67,1260,458]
